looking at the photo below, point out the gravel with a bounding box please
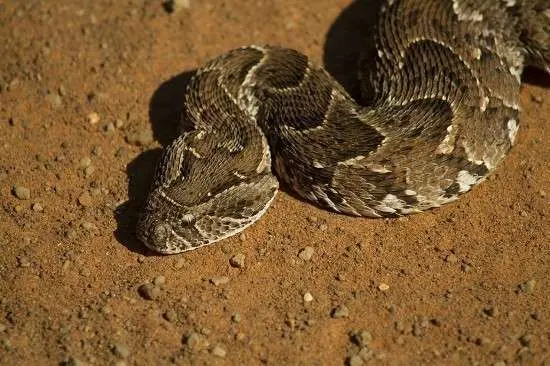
[174,258,186,269]
[298,246,315,261]
[184,332,210,352]
[164,0,191,13]
[445,253,458,263]
[231,313,241,323]
[229,253,246,268]
[91,145,102,156]
[210,276,230,286]
[81,222,97,231]
[138,283,161,300]
[79,157,92,168]
[63,356,87,366]
[17,256,31,268]
[331,304,349,318]
[518,279,536,293]
[32,202,44,212]
[211,344,227,358]
[348,355,364,366]
[87,112,100,125]
[45,92,62,109]
[531,94,543,104]
[13,185,31,200]
[351,330,372,347]
[84,166,94,177]
[483,306,498,317]
[112,343,130,359]
[519,334,533,347]
[163,309,177,322]
[153,275,166,287]
[78,191,93,207]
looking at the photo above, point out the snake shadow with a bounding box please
[114,71,196,255]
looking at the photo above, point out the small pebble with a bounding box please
[81,222,97,231]
[331,304,349,319]
[64,356,87,366]
[475,337,490,347]
[17,256,31,268]
[165,0,191,13]
[211,345,227,358]
[184,332,210,352]
[79,156,92,168]
[348,355,364,366]
[91,145,102,156]
[518,279,536,293]
[32,202,44,212]
[531,94,543,104]
[45,93,62,108]
[87,112,100,125]
[298,246,315,261]
[163,309,177,322]
[153,275,166,286]
[65,229,77,240]
[231,313,241,323]
[13,185,30,200]
[112,343,130,359]
[138,283,160,300]
[483,306,498,317]
[174,258,186,269]
[229,253,245,268]
[84,166,95,177]
[519,334,533,347]
[378,283,390,291]
[445,253,458,263]
[303,292,314,302]
[103,123,116,134]
[78,192,93,207]
[351,330,373,346]
[210,276,230,286]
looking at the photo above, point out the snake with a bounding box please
[136,0,550,254]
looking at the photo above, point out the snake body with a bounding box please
[137,0,550,254]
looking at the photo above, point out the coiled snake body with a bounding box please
[137,0,550,254]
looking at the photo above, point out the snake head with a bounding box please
[136,190,199,254]
[136,130,279,254]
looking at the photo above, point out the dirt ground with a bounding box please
[1,0,549,365]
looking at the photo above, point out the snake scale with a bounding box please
[137,0,550,254]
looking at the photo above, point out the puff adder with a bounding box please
[137,0,550,254]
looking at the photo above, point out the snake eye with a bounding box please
[151,223,171,244]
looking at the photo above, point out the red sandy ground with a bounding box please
[0,1,549,365]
